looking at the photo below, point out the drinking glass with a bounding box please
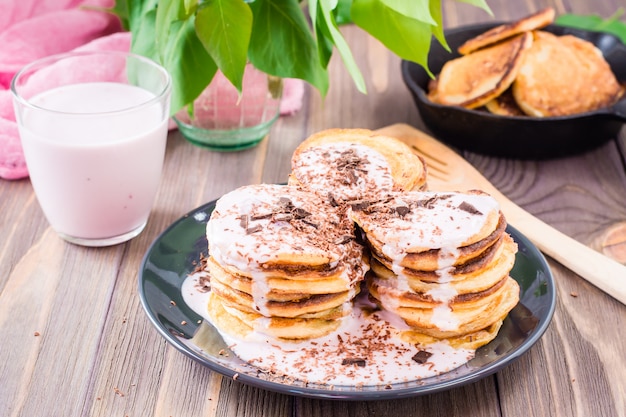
[11,51,172,246]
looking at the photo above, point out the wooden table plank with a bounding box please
[294,377,502,417]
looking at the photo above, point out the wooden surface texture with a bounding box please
[1,1,626,416]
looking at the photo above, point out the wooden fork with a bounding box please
[377,123,626,306]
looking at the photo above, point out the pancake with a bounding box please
[433,32,533,109]
[208,184,366,273]
[206,183,369,340]
[203,137,519,349]
[209,271,356,317]
[350,188,518,347]
[369,212,506,272]
[368,276,520,339]
[513,31,624,117]
[400,320,504,350]
[207,256,354,297]
[484,88,526,116]
[369,233,517,295]
[289,128,428,202]
[207,291,345,340]
[458,7,555,55]
[348,190,504,271]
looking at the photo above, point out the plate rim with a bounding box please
[138,198,557,400]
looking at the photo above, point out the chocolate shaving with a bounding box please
[412,350,433,364]
[342,357,366,367]
[196,275,211,293]
[334,235,354,245]
[302,219,319,228]
[348,170,359,185]
[327,193,339,207]
[458,201,482,216]
[335,148,370,184]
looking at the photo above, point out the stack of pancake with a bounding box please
[205,184,368,340]
[289,128,428,202]
[349,190,520,349]
[429,7,624,117]
[205,128,519,350]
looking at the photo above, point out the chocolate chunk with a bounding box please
[238,214,249,229]
[250,213,273,221]
[416,196,438,209]
[334,235,354,245]
[342,357,366,367]
[327,193,339,207]
[302,219,319,229]
[350,200,371,210]
[347,170,358,184]
[412,350,433,364]
[246,224,263,234]
[273,213,293,222]
[458,201,483,215]
[278,197,294,209]
[292,207,311,219]
[395,206,410,217]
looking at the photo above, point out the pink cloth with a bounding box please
[0,9,122,88]
[0,1,304,180]
[0,0,122,180]
[0,118,26,179]
[280,78,305,116]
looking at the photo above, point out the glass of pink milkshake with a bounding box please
[11,51,171,247]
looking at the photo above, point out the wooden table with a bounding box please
[2,1,625,416]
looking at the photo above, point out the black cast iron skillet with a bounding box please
[401,23,626,159]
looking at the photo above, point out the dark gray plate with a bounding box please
[139,199,556,400]
[402,24,626,159]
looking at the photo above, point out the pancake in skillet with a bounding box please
[484,88,526,116]
[513,31,624,117]
[433,32,533,109]
[458,7,555,55]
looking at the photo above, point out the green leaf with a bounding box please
[318,0,367,93]
[455,0,492,16]
[315,15,335,69]
[335,0,353,24]
[128,7,159,62]
[161,16,218,114]
[429,0,449,52]
[194,0,252,92]
[556,10,626,43]
[107,0,131,30]
[351,0,435,76]
[309,0,335,69]
[184,0,197,14]
[155,0,188,59]
[248,0,329,96]
[379,0,435,24]
[109,0,160,32]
